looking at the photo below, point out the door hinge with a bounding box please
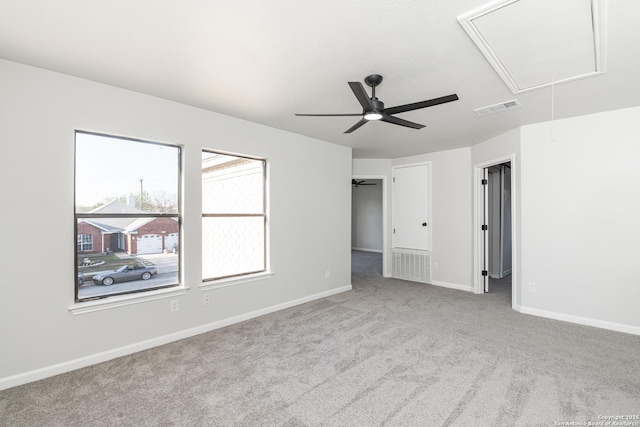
[393,177,396,183]
[482,270,488,276]
[481,224,488,231]
[393,228,396,234]
[481,179,488,185]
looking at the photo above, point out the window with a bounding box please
[77,234,93,252]
[74,131,181,302]
[202,151,267,281]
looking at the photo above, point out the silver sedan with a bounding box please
[92,264,157,286]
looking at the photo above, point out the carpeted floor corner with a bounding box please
[1,251,639,426]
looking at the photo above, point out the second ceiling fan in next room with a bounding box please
[295,74,459,133]
[352,179,377,187]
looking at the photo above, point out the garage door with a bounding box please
[165,233,179,252]
[136,234,163,255]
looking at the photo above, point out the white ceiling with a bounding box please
[0,0,638,158]
[460,0,606,93]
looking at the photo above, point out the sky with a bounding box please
[75,132,180,207]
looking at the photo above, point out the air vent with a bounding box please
[392,249,431,284]
[474,99,521,116]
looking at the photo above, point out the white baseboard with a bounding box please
[0,285,353,391]
[514,304,640,336]
[430,280,473,293]
[351,247,383,253]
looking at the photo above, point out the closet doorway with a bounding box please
[487,163,512,296]
[474,155,517,307]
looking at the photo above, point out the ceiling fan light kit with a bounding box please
[295,74,459,133]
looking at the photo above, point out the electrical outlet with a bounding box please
[325,269,331,279]
[433,262,439,271]
[203,293,211,306]
[170,299,179,312]
[529,282,537,293]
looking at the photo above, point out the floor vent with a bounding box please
[392,250,431,283]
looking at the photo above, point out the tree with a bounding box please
[144,190,178,213]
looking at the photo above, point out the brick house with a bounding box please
[77,200,178,255]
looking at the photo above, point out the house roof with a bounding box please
[80,201,178,234]
[81,201,144,231]
[1,1,638,158]
[89,200,144,215]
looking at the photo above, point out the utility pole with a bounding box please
[139,178,144,209]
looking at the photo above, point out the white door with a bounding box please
[137,234,163,254]
[392,164,429,250]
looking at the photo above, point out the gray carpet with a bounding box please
[2,250,639,426]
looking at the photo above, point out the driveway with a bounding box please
[137,253,178,274]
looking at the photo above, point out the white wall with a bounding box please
[0,59,352,388]
[351,180,383,252]
[519,107,640,333]
[357,108,640,336]
[392,148,473,290]
[354,150,473,290]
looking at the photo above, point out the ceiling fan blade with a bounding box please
[344,118,368,134]
[383,94,459,115]
[348,82,375,111]
[381,115,425,130]
[295,113,362,116]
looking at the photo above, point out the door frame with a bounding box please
[473,154,517,308]
[352,174,388,277]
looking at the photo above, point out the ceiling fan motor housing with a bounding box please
[370,98,384,112]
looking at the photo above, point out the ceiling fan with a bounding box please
[352,179,377,187]
[295,74,459,133]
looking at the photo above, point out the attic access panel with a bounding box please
[458,0,606,94]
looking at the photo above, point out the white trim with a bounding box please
[3,284,352,391]
[352,174,388,277]
[514,304,640,337]
[70,286,188,315]
[430,280,473,293]
[457,0,607,94]
[351,247,383,253]
[200,271,275,291]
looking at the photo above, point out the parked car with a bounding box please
[78,272,84,286]
[92,263,157,286]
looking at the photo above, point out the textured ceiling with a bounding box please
[0,0,638,158]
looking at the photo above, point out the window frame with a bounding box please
[77,234,93,252]
[74,130,182,303]
[201,149,268,283]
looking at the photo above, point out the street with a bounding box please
[77,253,179,299]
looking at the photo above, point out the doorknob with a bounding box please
[422,222,427,227]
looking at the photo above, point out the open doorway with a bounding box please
[351,177,386,277]
[487,163,512,296]
[474,155,517,307]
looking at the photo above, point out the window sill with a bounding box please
[69,286,189,315]
[200,271,274,291]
